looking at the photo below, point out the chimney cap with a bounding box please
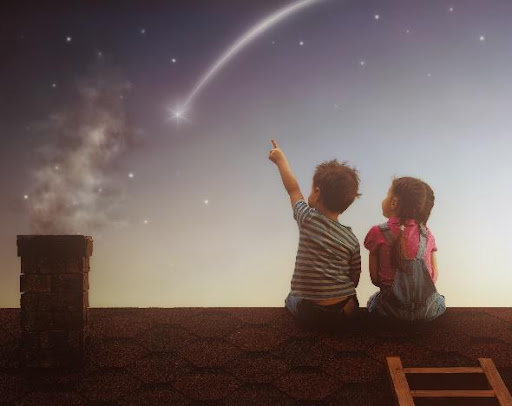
[17,235,93,257]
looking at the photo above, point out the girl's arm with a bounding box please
[369,251,381,287]
[431,251,438,283]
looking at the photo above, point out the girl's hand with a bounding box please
[268,139,287,165]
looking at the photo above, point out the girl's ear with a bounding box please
[391,196,399,209]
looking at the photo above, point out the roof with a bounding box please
[1,307,511,405]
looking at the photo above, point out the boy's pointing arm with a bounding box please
[268,139,304,207]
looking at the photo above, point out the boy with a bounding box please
[268,139,361,327]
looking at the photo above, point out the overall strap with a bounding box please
[378,223,395,245]
[380,222,428,261]
[415,223,428,260]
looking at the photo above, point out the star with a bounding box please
[143,219,149,225]
[448,6,455,12]
[52,83,57,89]
[299,40,304,46]
[204,199,209,205]
[374,14,380,21]
[479,35,486,42]
[54,165,60,170]
[360,60,366,67]
[271,40,276,45]
[426,73,432,78]
[167,105,189,125]
[405,29,411,35]
[97,188,103,193]
[66,36,72,42]
[97,51,103,58]
[128,172,134,179]
[23,195,28,200]
[140,28,146,35]
[171,58,177,63]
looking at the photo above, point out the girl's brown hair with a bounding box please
[389,177,435,270]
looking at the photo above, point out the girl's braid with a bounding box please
[390,177,435,270]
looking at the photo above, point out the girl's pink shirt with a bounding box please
[364,218,437,288]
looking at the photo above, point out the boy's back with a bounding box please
[268,139,361,324]
[291,199,361,301]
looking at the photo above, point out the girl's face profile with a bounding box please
[382,188,398,218]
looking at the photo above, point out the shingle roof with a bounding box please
[1,307,511,405]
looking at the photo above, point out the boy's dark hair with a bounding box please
[389,176,435,269]
[313,159,361,213]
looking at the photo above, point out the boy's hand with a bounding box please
[268,139,287,165]
[268,139,303,206]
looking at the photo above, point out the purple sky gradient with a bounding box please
[1,0,511,307]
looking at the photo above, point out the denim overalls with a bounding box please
[367,223,446,321]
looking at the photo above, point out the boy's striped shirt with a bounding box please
[291,200,361,300]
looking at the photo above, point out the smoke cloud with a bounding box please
[26,60,133,234]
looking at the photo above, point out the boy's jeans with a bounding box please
[285,293,359,329]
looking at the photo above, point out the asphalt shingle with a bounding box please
[0,307,511,405]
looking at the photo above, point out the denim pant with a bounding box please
[366,222,446,322]
[285,293,359,329]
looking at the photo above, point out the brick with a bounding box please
[20,275,52,293]
[21,330,84,352]
[21,256,39,275]
[21,330,73,349]
[20,293,44,312]
[21,311,54,332]
[21,331,43,349]
[52,311,86,330]
[21,310,86,331]
[41,330,69,349]
[62,257,88,274]
[68,329,85,348]
[17,235,93,258]
[52,274,85,292]
[21,293,85,313]
[58,291,86,308]
[20,256,88,275]
[22,347,84,368]
[40,257,87,275]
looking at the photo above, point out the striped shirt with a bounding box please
[290,200,361,300]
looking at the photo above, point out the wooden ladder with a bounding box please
[387,356,512,405]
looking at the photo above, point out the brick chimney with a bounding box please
[17,235,92,369]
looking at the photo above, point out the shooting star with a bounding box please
[170,0,324,122]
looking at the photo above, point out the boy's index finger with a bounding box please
[271,139,278,149]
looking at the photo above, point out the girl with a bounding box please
[364,177,445,321]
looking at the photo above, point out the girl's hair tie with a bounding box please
[399,225,405,232]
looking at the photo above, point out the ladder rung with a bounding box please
[404,367,483,374]
[411,390,496,398]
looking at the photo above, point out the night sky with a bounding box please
[1,0,511,308]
